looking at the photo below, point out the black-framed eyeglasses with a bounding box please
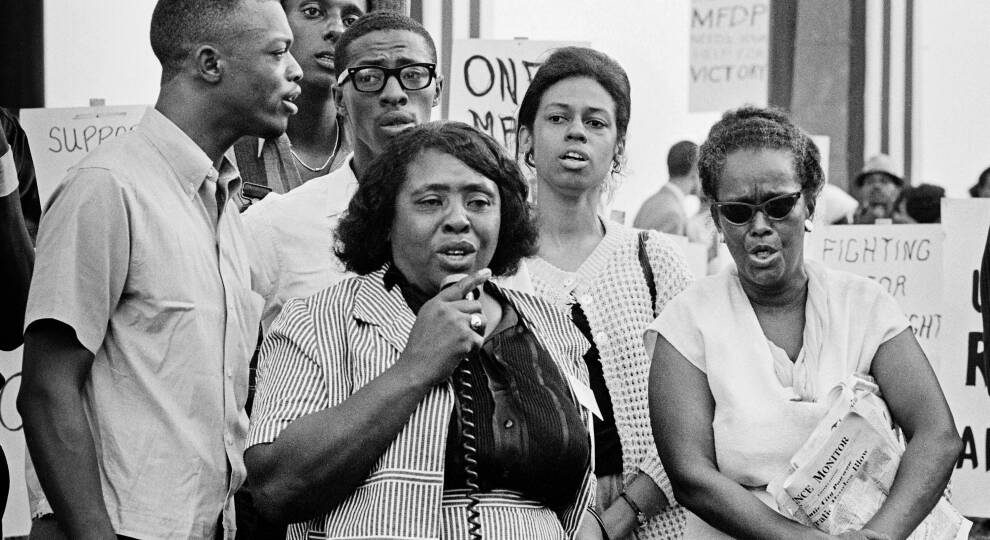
[336,63,437,93]
[712,191,803,225]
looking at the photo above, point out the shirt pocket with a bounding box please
[110,298,196,375]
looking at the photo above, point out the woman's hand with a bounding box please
[399,269,491,386]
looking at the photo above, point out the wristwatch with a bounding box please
[619,491,648,526]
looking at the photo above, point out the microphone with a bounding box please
[441,273,480,300]
[441,272,484,539]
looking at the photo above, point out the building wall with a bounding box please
[788,0,855,192]
[45,1,159,107]
[40,0,990,200]
[912,1,990,196]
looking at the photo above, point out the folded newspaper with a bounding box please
[767,374,971,539]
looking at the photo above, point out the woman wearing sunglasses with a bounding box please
[646,106,961,539]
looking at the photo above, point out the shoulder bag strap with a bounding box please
[637,230,658,318]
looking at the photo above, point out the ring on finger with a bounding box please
[469,313,484,333]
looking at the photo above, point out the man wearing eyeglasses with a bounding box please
[243,9,441,335]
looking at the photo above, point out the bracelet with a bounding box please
[587,506,611,540]
[619,491,648,526]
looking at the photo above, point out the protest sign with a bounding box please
[806,224,944,369]
[19,105,147,205]
[689,0,769,112]
[446,39,584,156]
[938,199,990,518]
[0,347,30,536]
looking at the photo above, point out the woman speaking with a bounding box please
[245,122,602,540]
[647,106,961,540]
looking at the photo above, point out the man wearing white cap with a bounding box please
[853,153,906,224]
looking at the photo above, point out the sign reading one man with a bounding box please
[446,39,584,157]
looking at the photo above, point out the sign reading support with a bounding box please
[805,224,945,369]
[446,39,584,157]
[689,0,770,112]
[19,105,147,205]
[938,199,990,518]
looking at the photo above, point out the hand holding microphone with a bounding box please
[442,273,486,337]
[399,269,491,386]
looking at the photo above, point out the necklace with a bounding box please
[289,121,341,172]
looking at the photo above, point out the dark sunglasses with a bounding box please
[713,191,803,225]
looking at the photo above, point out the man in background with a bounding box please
[233,0,368,205]
[244,9,442,334]
[633,140,699,236]
[853,153,905,224]
[17,0,300,537]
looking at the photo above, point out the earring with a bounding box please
[804,219,814,233]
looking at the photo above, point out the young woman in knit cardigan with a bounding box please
[514,47,694,540]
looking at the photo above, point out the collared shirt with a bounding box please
[242,155,358,333]
[25,107,262,539]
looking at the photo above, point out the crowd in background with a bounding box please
[0,0,986,539]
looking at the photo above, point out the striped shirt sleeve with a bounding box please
[248,295,335,447]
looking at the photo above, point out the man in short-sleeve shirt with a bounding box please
[16,0,301,538]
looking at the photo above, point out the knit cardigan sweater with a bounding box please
[526,220,694,540]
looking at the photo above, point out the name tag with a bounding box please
[565,372,602,420]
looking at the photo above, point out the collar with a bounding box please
[383,264,434,314]
[352,266,419,355]
[325,154,357,217]
[664,181,686,201]
[139,107,241,199]
[384,264,509,318]
[254,133,292,159]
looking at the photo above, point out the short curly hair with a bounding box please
[335,122,538,277]
[516,46,631,175]
[151,0,261,82]
[699,106,824,216]
[333,10,437,79]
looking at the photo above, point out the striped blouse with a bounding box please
[248,266,596,539]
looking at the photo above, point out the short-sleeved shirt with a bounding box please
[242,155,357,333]
[25,107,263,539]
[645,261,907,501]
